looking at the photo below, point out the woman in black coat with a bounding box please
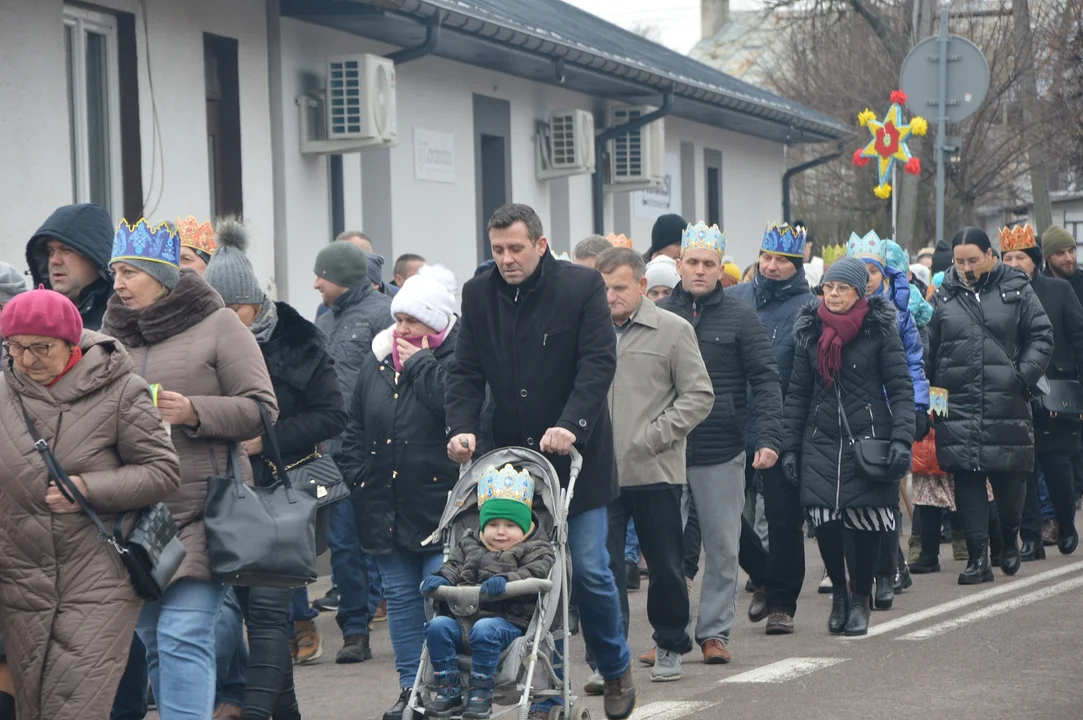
[927,227,1053,584]
[338,265,461,720]
[781,257,915,637]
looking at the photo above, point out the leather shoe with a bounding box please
[872,575,893,610]
[827,592,848,635]
[602,665,636,720]
[765,611,794,635]
[748,586,768,623]
[843,594,871,636]
[1000,526,1021,576]
[1020,539,1046,561]
[701,638,732,664]
[637,647,656,666]
[1058,527,1079,555]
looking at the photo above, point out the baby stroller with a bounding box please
[407,447,588,720]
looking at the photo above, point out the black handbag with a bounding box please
[264,447,348,556]
[204,402,319,587]
[1037,378,1083,421]
[20,402,185,601]
[834,385,896,483]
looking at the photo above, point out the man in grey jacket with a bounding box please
[597,247,714,683]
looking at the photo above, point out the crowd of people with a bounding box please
[0,198,1080,720]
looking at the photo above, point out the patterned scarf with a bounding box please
[250,298,279,345]
[816,297,869,386]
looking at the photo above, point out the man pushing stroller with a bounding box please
[421,463,555,718]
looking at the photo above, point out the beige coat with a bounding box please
[608,297,714,487]
[0,331,181,720]
[101,270,278,583]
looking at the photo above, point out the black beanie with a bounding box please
[650,213,686,257]
[1024,235,1044,269]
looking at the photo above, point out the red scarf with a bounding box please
[816,298,868,386]
[45,346,83,388]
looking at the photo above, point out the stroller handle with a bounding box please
[427,578,554,603]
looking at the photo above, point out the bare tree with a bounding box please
[629,23,664,43]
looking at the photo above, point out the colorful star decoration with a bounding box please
[852,90,927,199]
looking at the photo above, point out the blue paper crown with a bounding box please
[681,222,725,257]
[478,464,534,510]
[111,218,180,269]
[846,230,887,265]
[761,223,806,258]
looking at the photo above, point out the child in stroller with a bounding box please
[420,463,556,719]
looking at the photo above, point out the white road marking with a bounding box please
[851,559,1083,638]
[628,701,718,720]
[898,574,1083,640]
[719,657,847,684]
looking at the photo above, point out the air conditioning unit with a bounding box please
[605,105,665,189]
[535,109,596,180]
[297,54,397,155]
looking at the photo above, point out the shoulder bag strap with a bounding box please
[254,401,292,490]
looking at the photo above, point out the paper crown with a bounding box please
[111,218,181,269]
[681,222,725,257]
[999,224,1037,253]
[607,233,633,249]
[929,387,949,417]
[821,244,847,267]
[175,216,216,255]
[478,464,534,509]
[846,230,888,264]
[761,223,806,258]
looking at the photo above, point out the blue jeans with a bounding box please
[110,634,148,720]
[136,578,228,720]
[367,553,384,611]
[1038,466,1056,519]
[287,587,319,637]
[329,500,372,636]
[214,588,248,708]
[624,518,639,564]
[426,616,522,677]
[375,549,443,687]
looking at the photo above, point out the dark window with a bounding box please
[204,34,242,218]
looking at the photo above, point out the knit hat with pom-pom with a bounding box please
[204,217,265,305]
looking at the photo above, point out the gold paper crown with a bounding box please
[607,233,633,249]
[821,244,847,267]
[175,216,217,255]
[478,464,534,509]
[999,224,1036,253]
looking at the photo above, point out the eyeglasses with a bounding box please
[2,340,57,359]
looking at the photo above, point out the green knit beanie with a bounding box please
[479,498,532,535]
[477,463,535,534]
[314,241,369,289]
[1042,225,1076,260]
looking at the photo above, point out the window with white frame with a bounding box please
[64,5,122,219]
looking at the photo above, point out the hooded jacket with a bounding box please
[880,267,931,410]
[26,203,115,330]
[928,263,1053,472]
[0,331,180,720]
[783,295,915,511]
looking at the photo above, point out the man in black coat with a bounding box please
[445,203,634,720]
[25,203,114,330]
[1002,228,1083,557]
[655,223,783,664]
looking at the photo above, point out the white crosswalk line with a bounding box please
[898,574,1083,640]
[852,558,1083,638]
[719,657,847,684]
[628,701,718,720]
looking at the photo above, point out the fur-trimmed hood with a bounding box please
[794,294,898,348]
[260,301,330,391]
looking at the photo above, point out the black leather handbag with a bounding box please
[204,402,319,587]
[834,385,896,483]
[1037,378,1083,422]
[264,447,348,556]
[20,402,185,601]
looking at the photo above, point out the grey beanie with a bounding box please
[204,218,265,304]
[124,258,181,291]
[364,250,386,287]
[315,242,369,289]
[0,262,28,304]
[822,256,870,297]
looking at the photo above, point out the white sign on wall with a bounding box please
[413,128,455,184]
[633,152,681,220]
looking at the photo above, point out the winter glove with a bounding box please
[420,575,451,594]
[887,440,912,479]
[479,576,507,597]
[781,452,800,486]
[914,410,930,441]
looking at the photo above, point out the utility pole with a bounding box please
[895,0,937,251]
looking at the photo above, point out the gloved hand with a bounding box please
[781,452,800,486]
[887,440,912,479]
[914,410,930,441]
[420,575,451,594]
[479,576,507,597]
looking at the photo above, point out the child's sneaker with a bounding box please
[462,673,494,719]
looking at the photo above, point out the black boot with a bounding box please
[462,673,494,720]
[1058,525,1079,555]
[843,593,871,636]
[910,553,940,573]
[1020,538,1046,561]
[894,553,913,592]
[1000,525,1021,576]
[958,539,995,585]
[427,668,463,717]
[385,687,423,720]
[827,591,849,635]
[872,576,894,610]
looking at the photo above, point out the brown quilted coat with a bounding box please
[101,270,278,583]
[0,331,181,720]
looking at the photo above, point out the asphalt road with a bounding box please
[159,511,1083,720]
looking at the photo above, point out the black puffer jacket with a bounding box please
[434,521,555,630]
[341,321,461,555]
[928,263,1053,472]
[1029,272,1083,450]
[250,302,346,487]
[783,295,915,510]
[657,282,783,465]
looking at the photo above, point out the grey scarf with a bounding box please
[250,297,279,344]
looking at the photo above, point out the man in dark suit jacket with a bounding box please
[445,204,634,720]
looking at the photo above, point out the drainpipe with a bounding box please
[592,90,674,235]
[782,149,841,222]
[385,13,441,64]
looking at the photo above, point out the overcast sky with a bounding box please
[563,0,766,53]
